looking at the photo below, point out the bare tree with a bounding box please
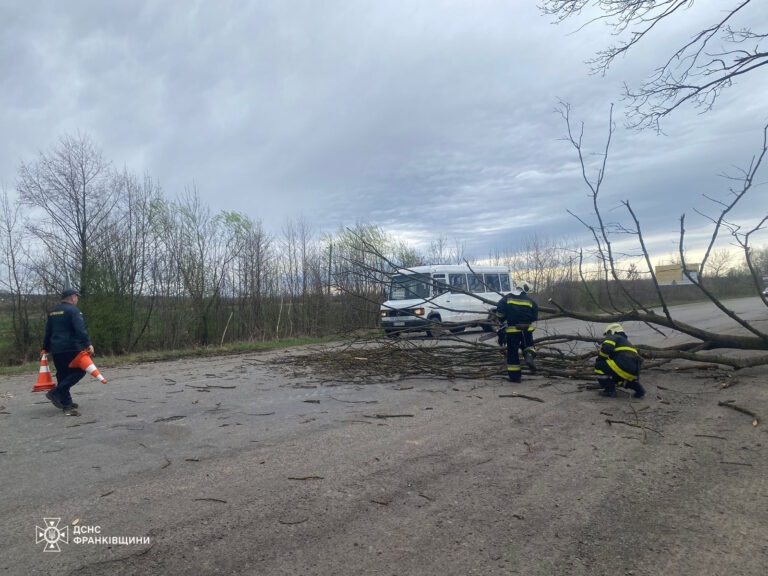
[17,133,119,295]
[680,123,768,310]
[232,217,273,341]
[0,187,36,359]
[424,234,468,266]
[541,0,768,130]
[501,233,576,293]
[550,104,768,365]
[89,171,163,352]
[702,248,733,278]
[160,189,247,344]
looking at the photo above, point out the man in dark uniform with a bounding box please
[594,323,644,398]
[42,288,94,411]
[495,280,538,383]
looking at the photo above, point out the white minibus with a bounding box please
[379,264,512,337]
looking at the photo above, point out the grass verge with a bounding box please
[0,335,341,378]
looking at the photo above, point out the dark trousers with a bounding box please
[505,326,535,382]
[594,357,643,397]
[51,350,86,406]
[506,331,523,381]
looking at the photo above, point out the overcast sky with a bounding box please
[2,1,767,262]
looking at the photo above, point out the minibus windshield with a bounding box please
[389,274,431,300]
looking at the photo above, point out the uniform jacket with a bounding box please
[495,291,539,326]
[42,302,92,354]
[598,332,641,378]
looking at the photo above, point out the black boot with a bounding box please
[600,380,616,397]
[630,380,645,399]
[508,371,521,383]
[596,377,612,390]
[46,389,65,409]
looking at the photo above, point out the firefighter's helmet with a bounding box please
[518,280,533,293]
[603,323,624,336]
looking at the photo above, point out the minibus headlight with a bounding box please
[380,310,389,317]
[412,308,425,316]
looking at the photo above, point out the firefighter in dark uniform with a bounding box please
[42,288,94,410]
[495,280,538,383]
[594,323,644,398]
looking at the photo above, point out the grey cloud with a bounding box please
[1,0,766,261]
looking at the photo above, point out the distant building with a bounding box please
[655,263,700,286]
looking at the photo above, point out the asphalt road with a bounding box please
[1,297,766,575]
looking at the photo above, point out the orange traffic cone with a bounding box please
[32,350,56,392]
[68,351,107,384]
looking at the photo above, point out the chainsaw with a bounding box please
[479,322,506,344]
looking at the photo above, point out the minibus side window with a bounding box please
[432,274,448,296]
[449,274,467,293]
[500,274,511,292]
[468,273,485,293]
[483,273,501,293]
[390,274,431,300]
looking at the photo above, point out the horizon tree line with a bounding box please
[0,133,765,365]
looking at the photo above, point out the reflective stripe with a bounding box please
[527,326,535,332]
[594,369,605,375]
[599,352,609,358]
[603,340,615,346]
[606,359,636,382]
[507,365,521,372]
[506,299,532,307]
[505,327,521,333]
[614,346,638,354]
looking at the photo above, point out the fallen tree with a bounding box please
[276,1,768,384]
[278,108,768,383]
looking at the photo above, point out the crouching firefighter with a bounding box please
[594,323,645,398]
[495,280,538,383]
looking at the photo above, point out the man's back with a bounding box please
[497,291,538,325]
[43,302,90,354]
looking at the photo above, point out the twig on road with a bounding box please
[718,401,759,426]
[186,384,237,390]
[329,396,378,404]
[605,419,663,436]
[499,393,544,403]
[155,415,186,422]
